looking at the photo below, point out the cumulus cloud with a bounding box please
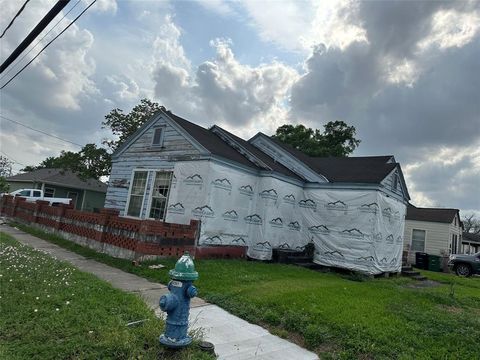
[151,29,299,135]
[288,0,480,210]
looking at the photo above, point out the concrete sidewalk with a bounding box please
[1,225,318,360]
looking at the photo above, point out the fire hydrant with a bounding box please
[159,252,198,348]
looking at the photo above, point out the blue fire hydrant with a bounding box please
[159,251,198,348]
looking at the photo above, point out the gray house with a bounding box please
[105,109,410,274]
[6,168,107,212]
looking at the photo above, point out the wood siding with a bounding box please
[404,219,463,256]
[380,168,405,198]
[105,116,203,214]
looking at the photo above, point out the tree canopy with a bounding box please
[102,98,164,151]
[272,120,361,157]
[21,144,111,180]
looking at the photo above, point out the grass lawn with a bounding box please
[11,223,480,359]
[0,232,213,360]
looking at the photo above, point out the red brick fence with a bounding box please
[0,195,246,260]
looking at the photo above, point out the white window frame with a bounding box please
[124,170,149,218]
[151,126,166,147]
[411,228,426,253]
[146,171,173,221]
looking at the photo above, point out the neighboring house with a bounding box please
[105,109,410,274]
[404,205,463,263]
[6,168,107,212]
[462,232,480,254]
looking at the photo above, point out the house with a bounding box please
[6,168,107,212]
[105,109,410,274]
[462,232,480,254]
[404,205,463,263]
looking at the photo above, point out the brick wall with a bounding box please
[0,195,246,261]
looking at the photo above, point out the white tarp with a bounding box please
[166,161,406,274]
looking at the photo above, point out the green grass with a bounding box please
[10,223,480,359]
[0,232,213,360]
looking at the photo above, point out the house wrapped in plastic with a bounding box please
[105,110,410,275]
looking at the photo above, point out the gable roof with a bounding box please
[7,168,107,193]
[263,136,397,184]
[406,204,459,224]
[167,112,303,180]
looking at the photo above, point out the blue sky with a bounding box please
[0,0,479,216]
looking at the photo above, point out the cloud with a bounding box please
[288,0,480,210]
[152,33,299,135]
[404,143,480,212]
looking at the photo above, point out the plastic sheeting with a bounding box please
[166,161,406,275]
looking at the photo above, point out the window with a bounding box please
[18,190,31,196]
[32,190,41,197]
[148,172,172,220]
[44,188,55,197]
[411,229,426,252]
[450,234,458,254]
[152,127,164,147]
[67,192,78,207]
[392,173,399,191]
[127,171,148,217]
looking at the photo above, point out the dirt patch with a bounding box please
[405,280,441,288]
[439,305,463,314]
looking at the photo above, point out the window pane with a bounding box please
[412,229,425,252]
[149,171,172,220]
[152,128,163,146]
[19,190,30,196]
[33,191,41,197]
[127,171,148,217]
[127,195,143,217]
[44,188,55,197]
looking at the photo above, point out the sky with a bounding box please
[0,0,479,216]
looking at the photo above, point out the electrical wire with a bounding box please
[0,0,82,82]
[0,0,30,39]
[0,0,96,90]
[0,150,27,167]
[0,115,83,147]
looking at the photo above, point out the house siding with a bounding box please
[404,219,463,258]
[381,168,405,198]
[105,116,203,215]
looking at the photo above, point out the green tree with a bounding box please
[0,155,13,177]
[21,144,111,180]
[272,120,360,157]
[0,176,9,193]
[102,98,164,151]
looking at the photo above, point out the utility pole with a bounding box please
[0,0,71,74]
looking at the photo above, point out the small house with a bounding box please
[105,109,410,274]
[404,205,463,263]
[6,168,107,212]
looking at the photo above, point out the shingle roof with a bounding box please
[463,232,480,244]
[406,204,459,224]
[268,137,396,183]
[167,112,303,180]
[7,168,107,192]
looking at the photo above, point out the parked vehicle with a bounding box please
[448,252,480,277]
[8,189,72,206]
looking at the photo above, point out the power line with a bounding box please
[0,0,96,89]
[0,0,71,74]
[0,115,83,147]
[0,0,30,39]
[0,150,27,167]
[0,0,82,82]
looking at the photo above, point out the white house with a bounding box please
[105,109,410,274]
[404,205,463,264]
